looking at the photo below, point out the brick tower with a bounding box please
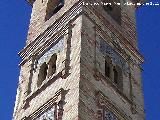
[13,0,145,120]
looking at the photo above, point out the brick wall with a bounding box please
[13,0,145,119]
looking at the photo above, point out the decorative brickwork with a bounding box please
[96,91,131,120]
[13,0,145,120]
[22,88,67,120]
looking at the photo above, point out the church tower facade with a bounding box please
[13,0,145,120]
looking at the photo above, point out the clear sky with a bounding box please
[0,0,160,120]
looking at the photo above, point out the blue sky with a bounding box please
[0,0,160,120]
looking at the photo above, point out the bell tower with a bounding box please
[13,0,145,120]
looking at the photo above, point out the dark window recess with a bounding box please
[113,68,118,84]
[45,0,64,21]
[113,66,123,90]
[105,61,110,78]
[37,62,48,87]
[48,54,57,77]
[104,3,113,11]
[103,0,121,24]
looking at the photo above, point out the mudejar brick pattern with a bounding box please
[13,0,145,120]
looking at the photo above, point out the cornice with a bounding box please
[19,1,83,65]
[20,0,144,66]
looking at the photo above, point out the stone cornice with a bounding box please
[19,1,83,65]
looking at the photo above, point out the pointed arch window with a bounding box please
[105,60,110,78]
[48,54,57,78]
[37,54,58,87]
[113,68,118,84]
[113,65,123,90]
[37,62,48,87]
[105,56,112,79]
[103,56,123,90]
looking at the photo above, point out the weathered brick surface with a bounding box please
[13,14,82,120]
[27,0,79,45]
[13,0,145,120]
[79,13,144,119]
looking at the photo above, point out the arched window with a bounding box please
[113,65,123,90]
[45,0,64,21]
[48,54,57,77]
[105,56,112,79]
[103,0,121,24]
[105,60,110,78]
[113,68,118,84]
[37,62,48,87]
